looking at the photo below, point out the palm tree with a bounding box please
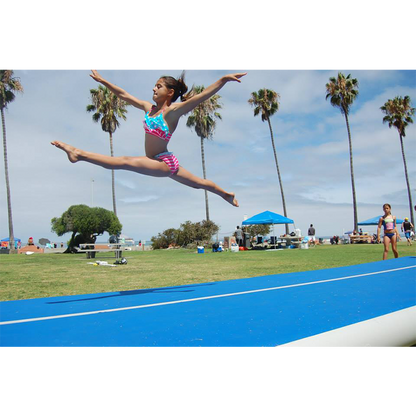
[248,88,290,234]
[326,72,359,231]
[87,85,128,216]
[381,96,415,225]
[186,86,222,221]
[1,70,23,254]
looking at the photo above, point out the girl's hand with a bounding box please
[222,73,247,83]
[90,70,104,83]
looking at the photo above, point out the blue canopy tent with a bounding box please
[358,216,403,226]
[242,211,295,241]
[242,210,294,225]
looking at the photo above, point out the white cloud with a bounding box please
[119,195,159,204]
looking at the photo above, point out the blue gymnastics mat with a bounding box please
[1,257,415,346]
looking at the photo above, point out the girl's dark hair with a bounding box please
[160,71,194,102]
[383,203,391,209]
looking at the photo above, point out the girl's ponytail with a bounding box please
[160,71,195,102]
[176,71,194,102]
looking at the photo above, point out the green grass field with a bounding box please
[0,243,414,301]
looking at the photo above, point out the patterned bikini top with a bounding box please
[143,107,172,142]
[383,216,395,231]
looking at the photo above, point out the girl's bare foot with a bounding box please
[224,192,239,207]
[51,141,81,163]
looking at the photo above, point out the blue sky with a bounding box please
[1,69,415,243]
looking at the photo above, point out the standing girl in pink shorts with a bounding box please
[52,70,246,207]
[377,203,400,260]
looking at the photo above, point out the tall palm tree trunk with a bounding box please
[399,134,414,225]
[1,108,16,253]
[267,118,289,234]
[109,132,117,216]
[344,113,358,231]
[200,137,210,221]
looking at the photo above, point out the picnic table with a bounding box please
[77,243,125,260]
[283,236,302,248]
[266,238,287,249]
[251,236,302,250]
[350,234,372,244]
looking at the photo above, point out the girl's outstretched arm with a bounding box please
[90,70,152,112]
[173,73,247,117]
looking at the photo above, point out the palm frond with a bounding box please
[0,70,24,109]
[186,85,222,140]
[381,95,415,137]
[326,72,359,115]
[87,86,129,134]
[249,88,280,122]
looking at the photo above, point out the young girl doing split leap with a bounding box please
[51,70,246,207]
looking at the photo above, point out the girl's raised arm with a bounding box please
[90,70,152,112]
[173,73,247,117]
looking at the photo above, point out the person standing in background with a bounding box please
[235,226,243,247]
[401,217,414,246]
[308,224,316,241]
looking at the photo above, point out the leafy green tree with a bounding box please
[51,204,122,252]
[151,228,181,250]
[151,219,220,249]
[176,220,219,246]
[244,224,272,239]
